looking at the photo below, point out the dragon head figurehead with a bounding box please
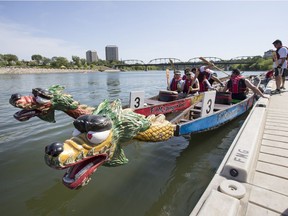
[44,99,174,189]
[10,85,95,123]
[45,114,117,189]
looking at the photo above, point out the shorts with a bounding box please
[274,68,287,77]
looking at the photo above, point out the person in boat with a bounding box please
[195,66,224,92]
[272,39,288,93]
[182,71,200,95]
[199,65,225,87]
[182,68,191,80]
[222,69,267,100]
[194,67,216,92]
[168,70,184,92]
[264,69,274,86]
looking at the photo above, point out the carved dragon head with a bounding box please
[44,114,125,189]
[44,99,156,189]
[9,85,94,123]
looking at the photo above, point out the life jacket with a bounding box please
[170,78,181,91]
[183,79,196,93]
[197,70,206,82]
[227,75,247,94]
[276,46,288,59]
[199,80,209,92]
[265,70,274,79]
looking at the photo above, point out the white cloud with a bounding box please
[0,21,86,60]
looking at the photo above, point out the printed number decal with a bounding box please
[206,99,212,114]
[134,97,140,108]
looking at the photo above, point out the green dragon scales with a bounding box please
[10,85,174,189]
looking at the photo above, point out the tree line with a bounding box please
[0,54,273,71]
[0,54,124,69]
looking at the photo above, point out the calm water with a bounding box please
[0,70,256,216]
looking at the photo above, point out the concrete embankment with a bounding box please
[191,80,288,216]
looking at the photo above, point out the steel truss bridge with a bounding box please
[116,56,260,70]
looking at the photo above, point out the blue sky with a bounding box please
[0,1,287,63]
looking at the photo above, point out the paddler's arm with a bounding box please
[211,75,224,87]
[245,79,268,98]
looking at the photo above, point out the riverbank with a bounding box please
[0,67,98,74]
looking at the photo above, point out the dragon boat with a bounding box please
[169,75,264,135]
[9,85,182,189]
[9,76,261,189]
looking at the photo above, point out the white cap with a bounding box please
[199,66,206,72]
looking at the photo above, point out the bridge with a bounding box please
[115,56,259,70]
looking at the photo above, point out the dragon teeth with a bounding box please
[74,162,94,180]
[63,162,94,183]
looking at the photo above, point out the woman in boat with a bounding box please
[195,67,216,92]
[222,69,267,100]
[182,68,191,80]
[182,71,200,95]
[199,65,225,87]
[168,70,184,92]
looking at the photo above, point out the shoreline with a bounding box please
[0,67,120,74]
[0,67,99,74]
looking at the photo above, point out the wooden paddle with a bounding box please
[166,68,170,90]
[169,58,176,72]
[199,57,230,76]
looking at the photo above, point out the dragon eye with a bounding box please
[35,96,50,104]
[86,130,111,145]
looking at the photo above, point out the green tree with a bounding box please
[42,57,51,67]
[50,56,69,68]
[3,54,18,62]
[31,54,43,65]
[72,56,81,67]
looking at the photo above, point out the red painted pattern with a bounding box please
[134,98,193,116]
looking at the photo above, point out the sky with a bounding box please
[0,1,288,63]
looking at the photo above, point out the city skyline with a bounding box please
[0,1,287,63]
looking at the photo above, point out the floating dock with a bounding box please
[190,80,288,216]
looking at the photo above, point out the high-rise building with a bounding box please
[86,50,99,63]
[105,45,119,61]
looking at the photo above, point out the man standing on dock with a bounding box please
[272,39,288,93]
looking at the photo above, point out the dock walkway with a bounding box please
[190,80,288,216]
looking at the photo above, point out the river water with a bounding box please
[0,70,257,216]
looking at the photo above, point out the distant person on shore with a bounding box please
[272,39,288,93]
[168,70,184,92]
[182,71,200,95]
[222,69,267,100]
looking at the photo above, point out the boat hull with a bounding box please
[134,94,203,116]
[175,95,256,136]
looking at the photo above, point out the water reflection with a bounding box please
[144,114,247,216]
[26,181,78,215]
[106,72,121,100]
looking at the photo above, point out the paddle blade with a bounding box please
[166,69,170,89]
[199,57,212,65]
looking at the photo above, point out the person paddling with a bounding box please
[168,70,184,92]
[222,69,267,100]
